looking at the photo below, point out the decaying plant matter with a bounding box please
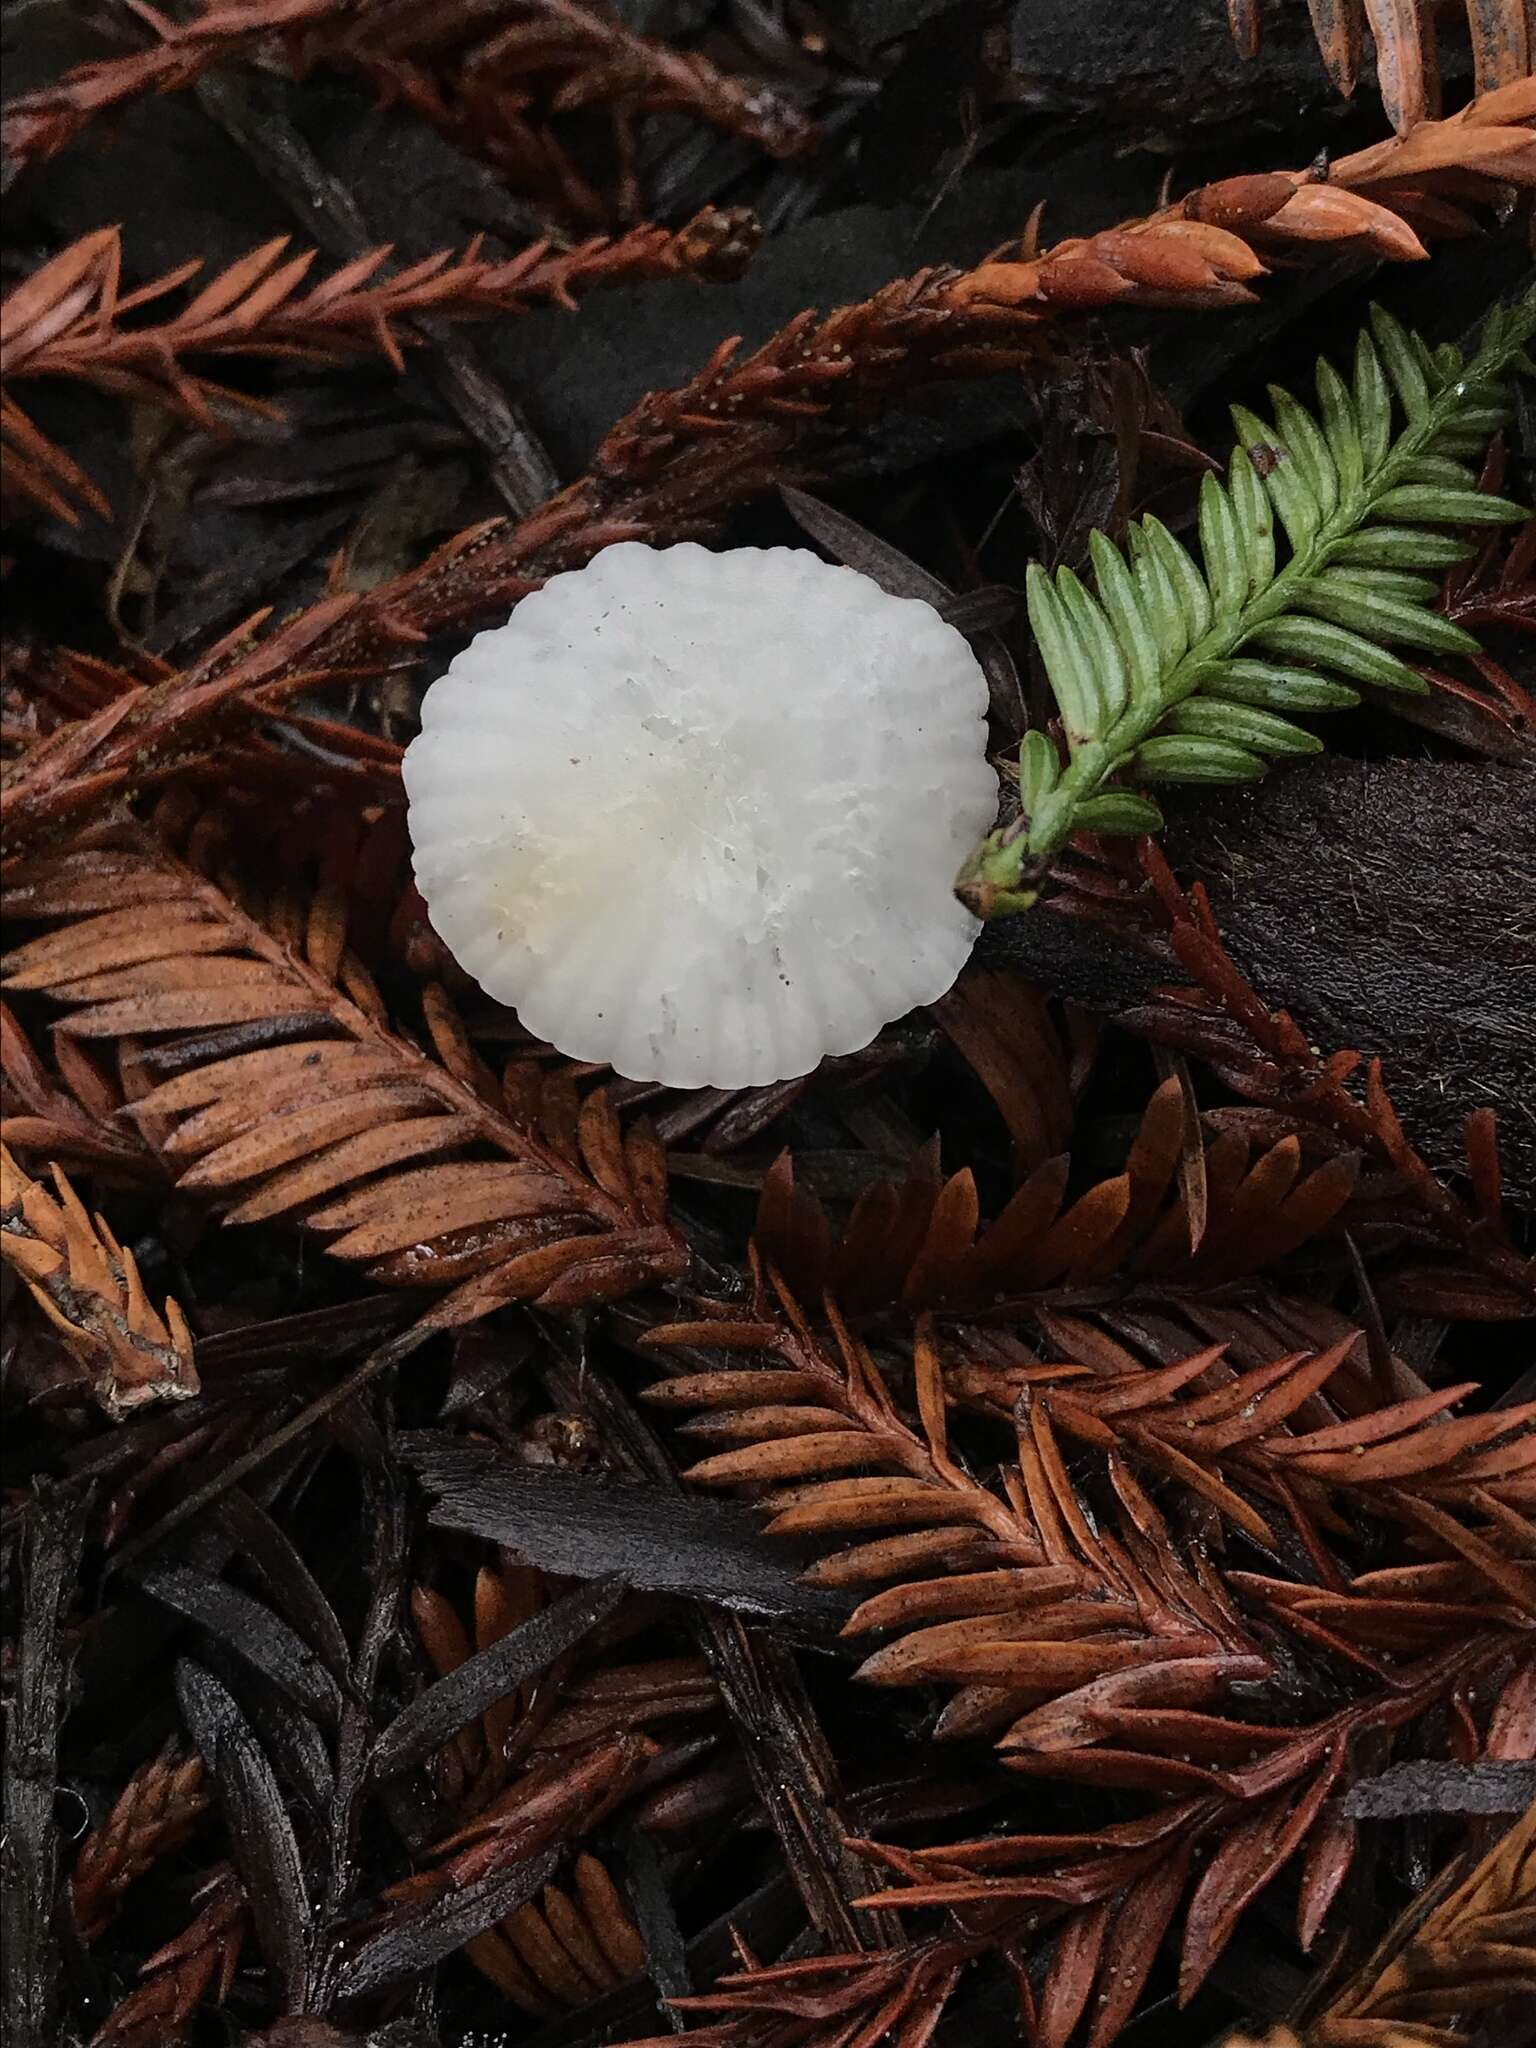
[70,1747,211,1942]
[3,10,1534,2048]
[1223,1788,1536,2046]
[406,1264,1536,2048]
[5,82,1535,865]
[1302,1788,1536,2044]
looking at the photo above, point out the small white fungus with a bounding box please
[404,541,998,1090]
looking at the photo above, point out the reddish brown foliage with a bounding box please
[90,1868,246,2048]
[6,82,1533,862]
[70,1749,210,1941]
[616,1650,1531,2047]
[0,208,760,522]
[0,831,687,1326]
[0,0,817,179]
[5,27,1533,2048]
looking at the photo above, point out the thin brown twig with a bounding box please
[0,0,817,176]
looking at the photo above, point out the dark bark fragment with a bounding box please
[2,1486,87,2048]
[196,68,560,516]
[401,1433,850,1623]
[978,758,1536,1203]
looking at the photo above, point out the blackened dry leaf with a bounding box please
[1342,1760,1536,1820]
[938,587,1020,636]
[137,1561,344,1726]
[700,1611,895,1952]
[194,1296,410,1376]
[230,1660,337,1827]
[401,1434,849,1624]
[780,484,950,603]
[625,1826,694,2007]
[975,898,1170,1011]
[780,483,1023,735]
[371,1575,630,1781]
[211,1489,352,1682]
[335,1846,562,2000]
[175,1658,312,2010]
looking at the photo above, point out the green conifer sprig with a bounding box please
[957,292,1535,918]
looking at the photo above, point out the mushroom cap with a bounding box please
[404,541,997,1089]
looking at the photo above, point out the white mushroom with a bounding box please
[404,541,997,1090]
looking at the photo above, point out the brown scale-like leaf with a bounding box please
[361,1557,728,2022]
[835,1634,1525,2048]
[509,1518,1534,2045]
[1041,1328,1536,1567]
[462,1849,646,2017]
[89,1867,245,2048]
[0,391,111,526]
[930,970,1074,1170]
[1274,1401,1536,1483]
[0,1141,197,1417]
[342,1738,649,1997]
[69,1748,209,1943]
[1306,1788,1536,2046]
[309,1159,581,1252]
[1306,1,1367,98]
[222,1114,488,1224]
[646,1250,1535,1856]
[1036,1897,1111,2048]
[1081,1838,1198,2048]
[1179,1756,1346,2002]
[0,834,684,1323]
